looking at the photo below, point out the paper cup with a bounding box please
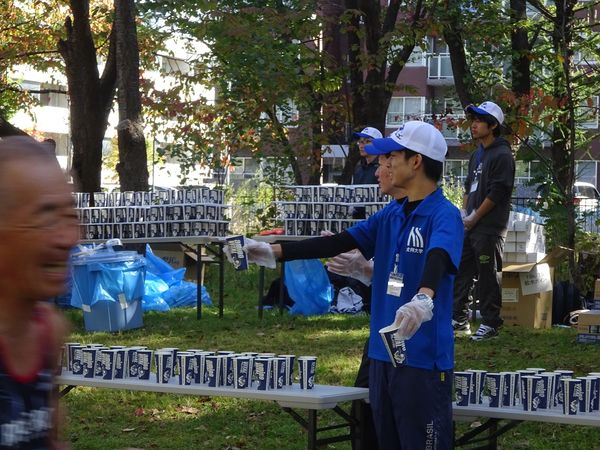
[279,354,296,386]
[254,358,272,391]
[378,324,406,368]
[204,355,223,387]
[70,345,85,376]
[454,372,472,406]
[484,373,502,408]
[520,376,542,411]
[101,349,117,380]
[536,372,555,410]
[234,357,252,389]
[221,354,236,387]
[136,350,153,381]
[271,357,287,389]
[298,356,317,390]
[82,348,98,379]
[500,372,519,407]
[226,235,248,270]
[176,353,196,385]
[467,370,487,405]
[562,378,583,415]
[65,342,81,372]
[579,376,598,413]
[126,346,147,378]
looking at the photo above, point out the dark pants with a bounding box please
[351,339,377,450]
[453,230,505,328]
[369,361,453,450]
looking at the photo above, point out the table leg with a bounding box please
[219,243,224,318]
[258,266,265,319]
[307,409,317,450]
[196,244,202,320]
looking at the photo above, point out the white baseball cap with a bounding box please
[365,121,447,162]
[465,101,504,125]
[352,126,383,140]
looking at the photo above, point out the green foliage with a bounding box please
[227,178,281,234]
[574,231,600,297]
[440,176,464,209]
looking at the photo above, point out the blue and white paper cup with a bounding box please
[270,358,287,389]
[126,346,147,378]
[454,372,472,406]
[226,235,248,271]
[136,350,153,381]
[221,354,236,387]
[579,376,599,413]
[254,358,272,391]
[158,347,179,374]
[378,325,407,368]
[82,348,98,379]
[536,372,555,410]
[562,378,583,415]
[484,373,503,408]
[204,355,223,387]
[587,374,600,411]
[101,349,117,380]
[279,354,296,386]
[70,345,85,375]
[520,376,542,411]
[500,372,519,407]
[155,351,173,384]
[65,342,81,372]
[234,357,252,389]
[298,356,317,390]
[177,352,196,385]
[554,370,574,407]
[467,370,487,405]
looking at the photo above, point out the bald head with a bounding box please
[0,137,63,215]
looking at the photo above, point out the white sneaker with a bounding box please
[470,324,499,341]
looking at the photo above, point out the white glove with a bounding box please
[243,237,277,269]
[326,250,373,286]
[459,208,467,220]
[320,230,335,237]
[392,293,434,339]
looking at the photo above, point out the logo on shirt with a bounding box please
[406,226,424,254]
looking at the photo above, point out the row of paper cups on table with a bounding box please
[63,343,317,390]
[454,368,600,415]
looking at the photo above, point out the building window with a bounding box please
[275,99,299,125]
[444,159,468,182]
[159,55,191,75]
[386,97,425,126]
[20,80,41,101]
[578,96,599,129]
[405,46,426,66]
[576,160,597,185]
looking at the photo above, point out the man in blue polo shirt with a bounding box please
[233,121,464,449]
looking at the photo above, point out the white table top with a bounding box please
[57,373,369,410]
[251,235,316,243]
[453,403,600,426]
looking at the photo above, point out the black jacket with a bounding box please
[464,137,515,236]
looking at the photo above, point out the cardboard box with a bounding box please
[501,247,570,329]
[576,310,600,334]
[152,243,185,269]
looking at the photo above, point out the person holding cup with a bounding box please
[229,121,464,449]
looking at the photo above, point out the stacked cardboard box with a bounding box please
[576,310,600,343]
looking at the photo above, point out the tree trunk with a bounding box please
[58,0,117,195]
[443,0,475,108]
[114,0,148,191]
[510,0,531,97]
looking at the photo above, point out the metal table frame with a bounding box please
[57,373,368,450]
[453,404,600,449]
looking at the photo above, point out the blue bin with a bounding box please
[71,248,145,332]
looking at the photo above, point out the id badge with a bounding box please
[469,181,478,193]
[386,272,404,297]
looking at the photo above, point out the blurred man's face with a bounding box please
[375,155,394,195]
[0,159,79,301]
[357,137,373,158]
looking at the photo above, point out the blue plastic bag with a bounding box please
[285,259,333,315]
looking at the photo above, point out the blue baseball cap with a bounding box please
[352,126,383,140]
[365,121,447,162]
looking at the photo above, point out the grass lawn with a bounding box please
[61,264,600,449]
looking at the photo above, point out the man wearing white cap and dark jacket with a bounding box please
[231,121,464,449]
[351,127,383,219]
[452,101,515,341]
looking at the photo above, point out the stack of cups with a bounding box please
[298,356,317,390]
